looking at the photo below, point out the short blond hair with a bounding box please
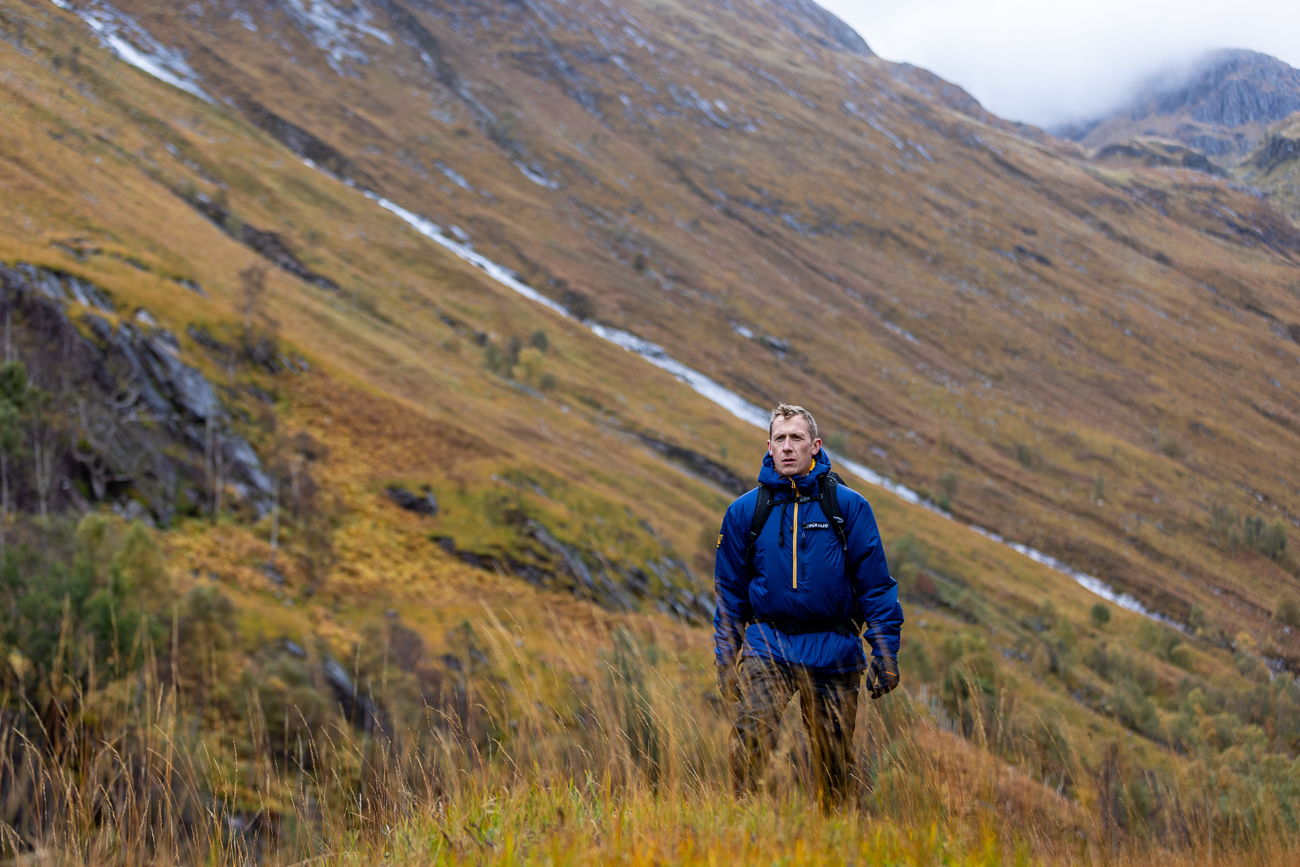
[769,403,818,440]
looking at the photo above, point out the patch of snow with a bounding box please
[621,24,654,54]
[53,0,211,101]
[281,0,392,76]
[588,324,772,429]
[434,161,472,190]
[449,224,470,243]
[364,193,570,319]
[882,321,921,344]
[515,161,559,189]
[968,527,1181,628]
[231,9,258,32]
[732,322,754,339]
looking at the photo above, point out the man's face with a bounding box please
[768,415,821,478]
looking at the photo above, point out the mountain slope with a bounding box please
[8,0,1300,664]
[70,0,1300,644]
[4,0,1300,851]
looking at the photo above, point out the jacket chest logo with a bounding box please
[803,521,829,530]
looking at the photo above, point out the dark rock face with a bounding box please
[1254,134,1300,174]
[1062,49,1300,166]
[633,433,747,495]
[185,193,339,291]
[234,97,376,188]
[429,522,711,623]
[1094,141,1228,177]
[0,263,275,525]
[1188,134,1235,156]
[1152,50,1300,127]
[385,484,439,515]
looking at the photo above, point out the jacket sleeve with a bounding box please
[713,500,753,667]
[843,493,904,658]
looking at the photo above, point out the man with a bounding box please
[714,403,903,804]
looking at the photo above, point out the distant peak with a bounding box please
[1056,48,1300,168]
[1150,48,1300,128]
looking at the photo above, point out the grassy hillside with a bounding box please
[3,0,1300,862]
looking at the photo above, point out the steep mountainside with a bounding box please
[1063,49,1300,167]
[53,0,1300,643]
[5,0,1300,835]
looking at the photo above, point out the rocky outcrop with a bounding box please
[1253,133,1300,175]
[233,96,378,190]
[1062,50,1300,167]
[1153,50,1300,127]
[633,432,747,495]
[385,484,439,515]
[0,263,277,525]
[185,192,339,291]
[430,520,712,623]
[1094,141,1228,176]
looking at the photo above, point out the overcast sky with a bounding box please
[821,0,1300,129]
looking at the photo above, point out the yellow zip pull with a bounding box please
[791,478,799,589]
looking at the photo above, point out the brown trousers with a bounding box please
[729,656,861,804]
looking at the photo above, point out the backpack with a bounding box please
[743,471,849,569]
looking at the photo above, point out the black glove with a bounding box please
[867,655,900,699]
[718,663,742,702]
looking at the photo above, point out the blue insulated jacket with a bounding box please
[713,449,903,673]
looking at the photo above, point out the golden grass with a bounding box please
[3,0,1300,860]
[5,595,1297,867]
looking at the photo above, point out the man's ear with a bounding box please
[812,438,822,455]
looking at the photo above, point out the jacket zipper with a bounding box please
[791,478,799,589]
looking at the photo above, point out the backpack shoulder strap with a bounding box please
[820,472,849,553]
[744,485,776,569]
[821,471,861,633]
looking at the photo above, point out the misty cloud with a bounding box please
[822,0,1300,128]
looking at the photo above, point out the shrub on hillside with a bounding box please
[1086,643,1158,695]
[887,533,928,597]
[1276,596,1300,628]
[938,631,999,739]
[1135,620,1195,671]
[2,515,171,683]
[1107,681,1161,737]
[1242,515,1287,559]
[899,638,936,683]
[1151,428,1183,458]
[938,471,959,498]
[1090,602,1111,628]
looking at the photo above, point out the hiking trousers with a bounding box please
[729,656,861,803]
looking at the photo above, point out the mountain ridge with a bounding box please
[1060,48,1300,166]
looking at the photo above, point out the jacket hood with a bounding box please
[758,447,831,492]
